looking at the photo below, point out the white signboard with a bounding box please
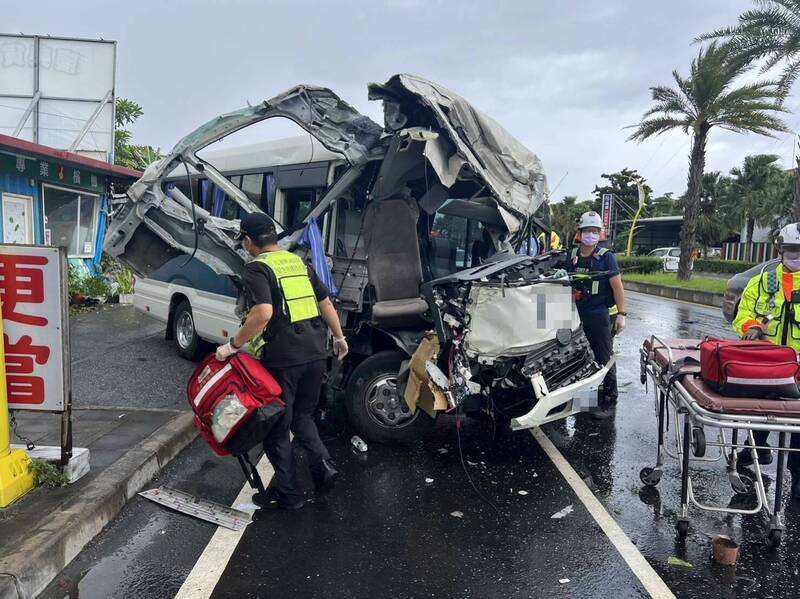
[0,245,67,411]
[0,35,116,162]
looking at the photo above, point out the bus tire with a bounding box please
[173,300,202,361]
[345,351,436,444]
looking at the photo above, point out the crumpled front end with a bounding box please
[419,252,613,428]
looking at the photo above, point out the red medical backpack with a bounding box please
[187,352,284,456]
[700,339,800,399]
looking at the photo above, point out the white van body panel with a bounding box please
[134,278,239,344]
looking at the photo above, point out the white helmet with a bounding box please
[776,223,800,249]
[577,211,603,230]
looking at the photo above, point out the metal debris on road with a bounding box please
[551,505,574,519]
[425,478,434,484]
[559,578,570,584]
[450,511,464,518]
[139,487,253,531]
[518,490,529,496]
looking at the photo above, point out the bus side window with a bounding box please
[241,173,264,207]
[284,188,315,228]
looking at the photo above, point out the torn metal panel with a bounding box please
[404,335,448,418]
[368,74,548,233]
[106,84,383,279]
[172,85,383,166]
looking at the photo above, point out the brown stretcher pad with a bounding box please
[643,337,800,417]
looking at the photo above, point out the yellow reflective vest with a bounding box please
[248,250,320,357]
[733,263,800,351]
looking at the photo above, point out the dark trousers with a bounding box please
[262,359,330,501]
[580,310,617,404]
[752,430,800,474]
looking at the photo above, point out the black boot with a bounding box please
[792,471,800,500]
[737,445,773,468]
[311,459,339,496]
[253,488,305,510]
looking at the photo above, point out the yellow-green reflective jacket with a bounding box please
[248,250,320,357]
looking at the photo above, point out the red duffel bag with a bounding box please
[187,352,284,456]
[700,339,800,399]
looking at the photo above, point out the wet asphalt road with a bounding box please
[39,296,800,598]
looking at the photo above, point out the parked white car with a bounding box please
[647,247,691,272]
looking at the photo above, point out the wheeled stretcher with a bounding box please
[639,336,800,547]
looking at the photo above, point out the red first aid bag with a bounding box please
[700,339,800,399]
[187,353,284,456]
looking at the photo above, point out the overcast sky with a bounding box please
[6,0,799,201]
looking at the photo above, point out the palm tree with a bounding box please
[628,42,788,279]
[695,172,733,256]
[724,154,788,244]
[701,1,800,218]
[700,1,800,94]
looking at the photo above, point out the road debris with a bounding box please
[437,448,449,455]
[350,435,368,453]
[425,478,434,484]
[518,490,529,496]
[551,505,574,519]
[139,487,252,531]
[667,557,694,568]
[559,578,570,584]
[450,511,464,518]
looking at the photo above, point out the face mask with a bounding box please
[784,258,800,272]
[581,232,600,246]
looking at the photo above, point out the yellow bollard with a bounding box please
[0,298,34,508]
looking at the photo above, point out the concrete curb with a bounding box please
[0,412,197,599]
[625,280,724,308]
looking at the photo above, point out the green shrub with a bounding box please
[68,264,86,295]
[28,459,69,487]
[84,275,109,298]
[116,269,135,295]
[693,259,757,274]
[617,256,663,274]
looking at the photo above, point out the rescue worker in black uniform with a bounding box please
[563,211,627,415]
[216,213,348,510]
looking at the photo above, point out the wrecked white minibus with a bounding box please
[105,74,613,443]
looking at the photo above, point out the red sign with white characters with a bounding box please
[0,246,67,411]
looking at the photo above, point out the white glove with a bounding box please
[215,341,238,361]
[333,337,349,361]
[614,315,626,334]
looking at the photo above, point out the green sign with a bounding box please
[0,151,108,194]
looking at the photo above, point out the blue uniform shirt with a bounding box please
[563,247,619,315]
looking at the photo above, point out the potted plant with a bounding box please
[116,269,135,304]
[68,264,87,305]
[83,275,110,304]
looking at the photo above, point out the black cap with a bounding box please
[236,212,275,240]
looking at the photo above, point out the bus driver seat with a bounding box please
[363,196,429,328]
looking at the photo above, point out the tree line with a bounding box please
[628,0,800,280]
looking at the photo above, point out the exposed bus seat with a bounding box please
[364,197,429,328]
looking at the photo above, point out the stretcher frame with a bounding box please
[639,335,800,548]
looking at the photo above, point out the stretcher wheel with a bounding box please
[676,520,689,542]
[732,473,755,496]
[691,428,706,458]
[639,467,662,487]
[766,529,783,549]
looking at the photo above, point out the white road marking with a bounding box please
[174,455,273,599]
[530,427,675,599]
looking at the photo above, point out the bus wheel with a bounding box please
[173,300,202,360]
[345,351,436,444]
